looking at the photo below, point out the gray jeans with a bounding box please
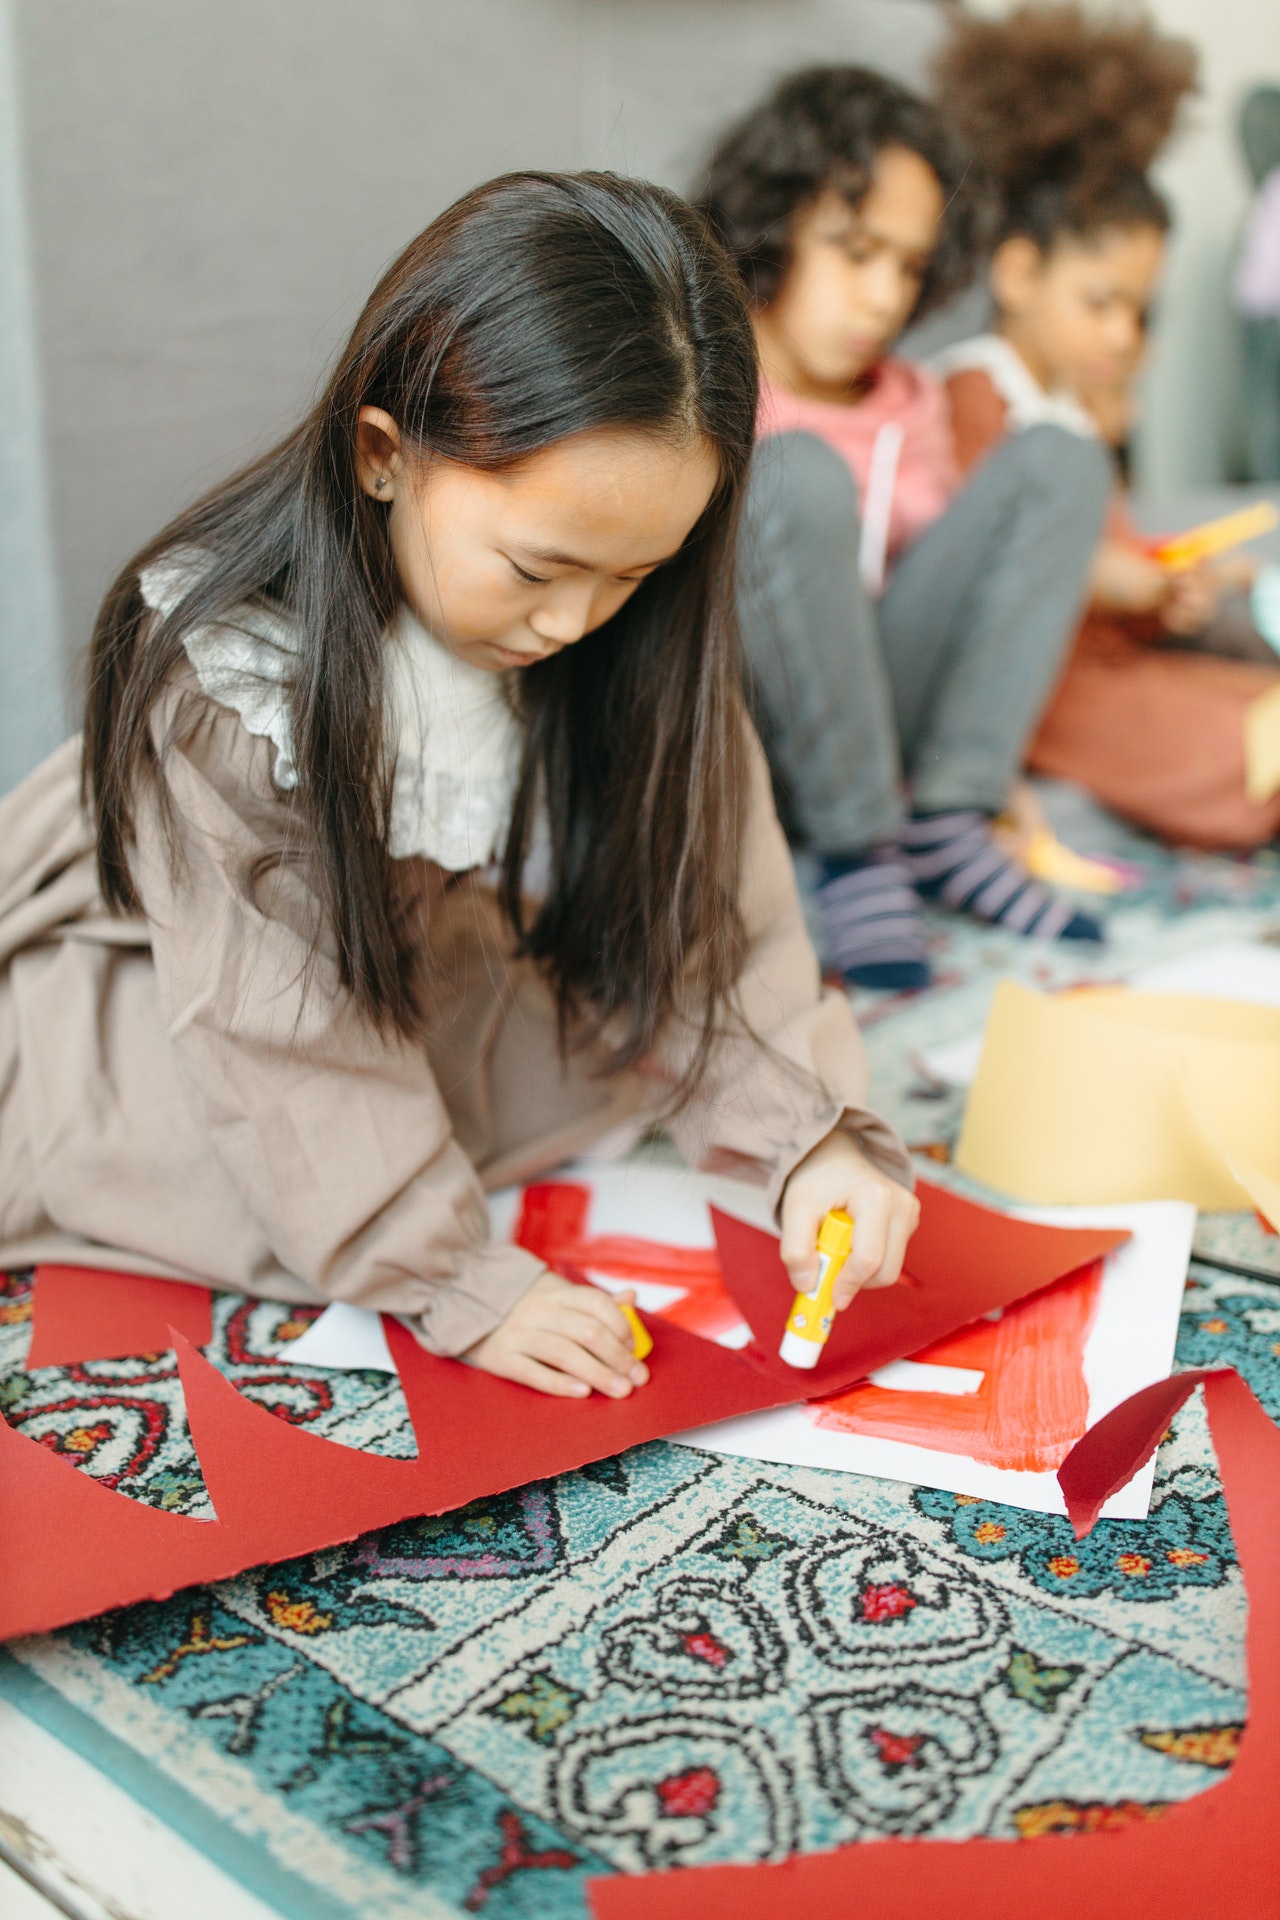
[738,424,1111,854]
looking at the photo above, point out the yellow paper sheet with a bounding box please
[955,981,1280,1208]
[1245,680,1280,804]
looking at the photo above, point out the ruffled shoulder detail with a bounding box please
[140,553,300,789]
[138,558,521,868]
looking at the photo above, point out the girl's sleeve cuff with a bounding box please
[765,1103,916,1226]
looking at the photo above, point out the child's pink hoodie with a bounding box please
[758,359,956,592]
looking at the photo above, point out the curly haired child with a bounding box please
[935,4,1280,851]
[700,67,1112,991]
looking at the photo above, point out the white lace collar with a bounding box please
[140,557,522,872]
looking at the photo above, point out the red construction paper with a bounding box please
[0,1187,1134,1641]
[0,1315,794,1640]
[1058,1368,1218,1538]
[711,1180,1129,1396]
[587,1368,1280,1920]
[25,1265,212,1367]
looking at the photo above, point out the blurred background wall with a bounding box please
[2,0,1278,791]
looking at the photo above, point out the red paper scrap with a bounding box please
[711,1181,1128,1395]
[25,1265,213,1368]
[1058,1368,1217,1538]
[0,1183,1133,1641]
[587,1368,1280,1920]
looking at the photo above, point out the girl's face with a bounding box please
[992,224,1165,398]
[357,416,720,672]
[753,146,944,402]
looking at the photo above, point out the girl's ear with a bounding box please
[990,236,1046,319]
[356,406,404,502]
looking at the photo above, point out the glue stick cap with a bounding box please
[778,1328,822,1369]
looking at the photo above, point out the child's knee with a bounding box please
[1013,422,1109,492]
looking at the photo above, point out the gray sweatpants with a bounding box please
[738,424,1111,854]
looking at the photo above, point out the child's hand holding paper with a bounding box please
[463,1272,650,1400]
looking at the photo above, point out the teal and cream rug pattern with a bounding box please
[3,808,1279,1918]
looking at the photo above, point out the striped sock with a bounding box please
[902,809,1103,943]
[817,847,932,992]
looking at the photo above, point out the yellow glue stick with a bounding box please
[779,1208,854,1369]
[620,1302,653,1361]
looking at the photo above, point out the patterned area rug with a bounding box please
[4,790,1280,1919]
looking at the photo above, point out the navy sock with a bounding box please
[902,809,1103,943]
[816,846,932,991]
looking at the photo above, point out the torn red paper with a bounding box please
[25,1265,212,1368]
[587,1368,1279,1920]
[1057,1366,1224,1538]
[0,1315,795,1639]
[711,1183,1127,1396]
[2,1183,1130,1640]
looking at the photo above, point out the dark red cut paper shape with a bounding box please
[588,1367,1280,1920]
[0,1314,792,1640]
[711,1180,1129,1395]
[0,1185,1135,1641]
[25,1264,213,1367]
[1058,1368,1218,1538]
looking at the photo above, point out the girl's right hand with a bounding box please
[463,1272,650,1399]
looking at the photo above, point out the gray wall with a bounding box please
[2,0,943,792]
[0,0,61,786]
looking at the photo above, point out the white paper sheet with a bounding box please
[919,941,1280,1089]
[674,1200,1196,1520]
[287,1300,396,1373]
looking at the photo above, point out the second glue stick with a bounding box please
[779,1208,854,1369]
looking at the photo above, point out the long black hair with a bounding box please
[84,171,759,1090]
[696,65,984,317]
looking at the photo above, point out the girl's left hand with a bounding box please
[1160,561,1220,637]
[779,1131,920,1310]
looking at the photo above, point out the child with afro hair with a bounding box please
[935,5,1280,852]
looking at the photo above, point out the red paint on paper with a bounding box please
[587,1368,1280,1920]
[812,1261,1105,1472]
[515,1182,745,1344]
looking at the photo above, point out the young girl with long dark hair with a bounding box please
[0,172,916,1397]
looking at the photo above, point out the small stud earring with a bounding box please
[373,474,389,493]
